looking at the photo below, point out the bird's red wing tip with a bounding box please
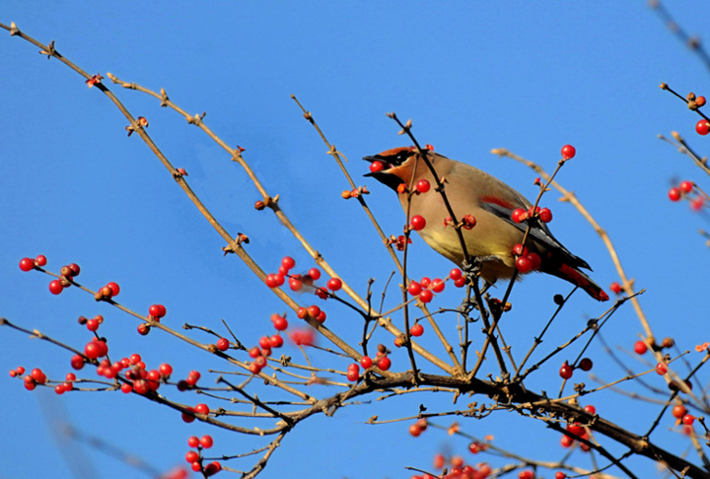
[596,290,610,302]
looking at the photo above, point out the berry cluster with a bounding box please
[346,344,392,382]
[558,358,593,380]
[185,434,221,476]
[558,408,595,453]
[511,206,553,225]
[511,244,542,274]
[668,180,705,210]
[426,451,492,479]
[18,254,46,272]
[389,234,413,251]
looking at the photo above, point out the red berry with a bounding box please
[86,319,100,332]
[191,462,201,472]
[377,356,391,371]
[346,367,359,382]
[308,268,321,280]
[84,341,103,359]
[567,423,584,436]
[271,314,288,331]
[68,263,81,276]
[259,336,271,349]
[326,278,343,291]
[200,435,214,448]
[559,361,573,379]
[281,256,296,271]
[511,208,527,223]
[461,214,476,229]
[269,334,283,348]
[555,472,567,479]
[106,282,120,296]
[691,196,704,210]
[289,276,303,292]
[416,179,431,193]
[216,338,229,351]
[265,274,282,288]
[149,304,166,318]
[539,207,552,223]
[668,187,681,201]
[205,462,221,475]
[420,277,431,289]
[454,277,466,288]
[449,268,463,281]
[70,354,85,370]
[19,257,35,272]
[431,278,445,293]
[409,424,422,437]
[23,377,36,390]
[696,96,706,107]
[433,454,445,469]
[369,160,385,173]
[526,252,541,271]
[407,281,422,296]
[634,340,648,355]
[187,436,200,448]
[561,144,576,159]
[512,244,528,257]
[159,363,173,377]
[610,282,622,294]
[130,353,142,364]
[656,362,668,375]
[696,119,710,135]
[306,305,321,318]
[360,356,373,369]
[560,435,574,448]
[185,451,199,463]
[410,323,424,337]
[49,280,64,295]
[418,289,433,303]
[410,215,426,231]
[680,181,693,193]
[683,414,695,425]
[137,324,150,336]
[249,346,261,358]
[518,470,534,479]
[181,407,196,423]
[35,255,47,266]
[584,405,596,415]
[578,358,593,371]
[515,256,533,273]
[31,368,46,384]
[672,404,687,418]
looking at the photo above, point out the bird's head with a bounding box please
[363,146,419,191]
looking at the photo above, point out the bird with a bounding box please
[363,146,609,301]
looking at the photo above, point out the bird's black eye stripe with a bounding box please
[394,150,414,164]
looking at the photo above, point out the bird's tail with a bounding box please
[546,262,609,302]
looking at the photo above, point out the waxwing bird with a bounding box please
[364,147,609,301]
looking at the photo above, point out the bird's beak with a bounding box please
[362,155,387,177]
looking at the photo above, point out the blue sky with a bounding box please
[2,2,710,478]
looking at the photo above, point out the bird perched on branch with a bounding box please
[364,146,608,301]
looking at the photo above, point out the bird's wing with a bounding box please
[479,199,592,271]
